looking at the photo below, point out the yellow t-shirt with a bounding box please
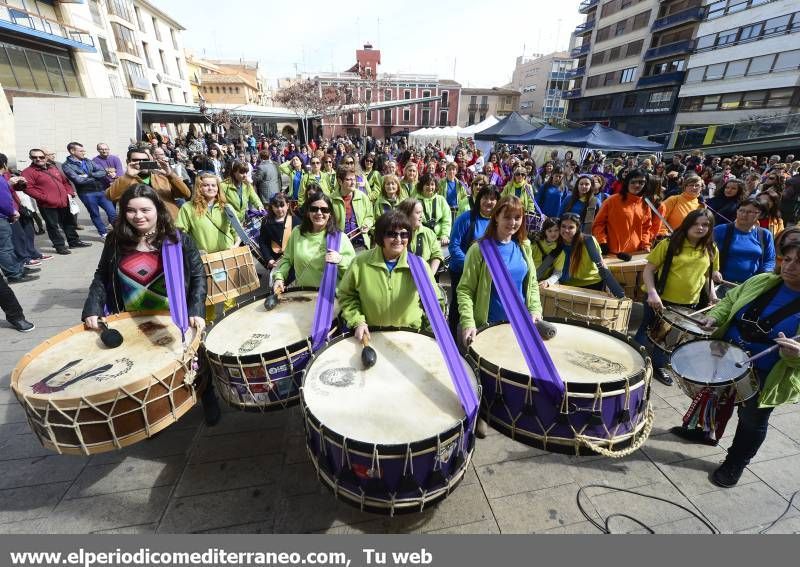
[553,235,603,288]
[645,238,719,305]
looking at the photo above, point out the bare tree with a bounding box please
[274,79,345,141]
[348,70,392,139]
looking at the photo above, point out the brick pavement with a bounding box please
[1,225,799,534]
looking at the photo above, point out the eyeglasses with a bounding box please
[311,160,321,164]
[324,160,333,164]
[343,160,354,165]
[385,230,410,240]
[309,206,330,214]
[365,159,374,163]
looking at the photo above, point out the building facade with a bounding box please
[313,45,461,139]
[189,58,269,106]
[669,0,800,151]
[458,87,520,126]
[565,0,704,144]
[508,51,573,122]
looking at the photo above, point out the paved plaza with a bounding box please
[1,227,799,535]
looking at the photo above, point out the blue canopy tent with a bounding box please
[499,125,565,144]
[473,112,546,141]
[522,123,665,152]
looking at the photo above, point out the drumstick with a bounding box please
[718,279,740,288]
[264,289,282,311]
[360,335,377,369]
[735,334,800,368]
[346,227,362,240]
[644,197,673,235]
[689,305,715,317]
[97,321,123,348]
[664,305,709,328]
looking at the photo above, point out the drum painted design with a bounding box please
[11,312,200,455]
[204,289,337,411]
[540,284,632,333]
[302,329,479,515]
[647,307,711,355]
[468,320,651,455]
[525,212,545,235]
[668,340,758,403]
[201,246,260,306]
[605,253,648,302]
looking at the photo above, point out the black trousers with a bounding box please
[0,273,24,322]
[39,206,79,249]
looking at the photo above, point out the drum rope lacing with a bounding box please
[552,298,617,324]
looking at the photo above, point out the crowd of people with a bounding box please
[1,130,799,489]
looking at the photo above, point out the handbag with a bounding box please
[68,195,80,215]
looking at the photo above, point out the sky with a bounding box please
[156,0,585,88]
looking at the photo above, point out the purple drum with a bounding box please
[468,320,652,456]
[204,289,338,411]
[301,329,479,515]
[525,211,545,235]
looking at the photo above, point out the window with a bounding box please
[480,113,487,121]
[481,95,488,104]
[98,37,115,65]
[505,95,512,105]
[152,17,161,41]
[159,49,167,74]
[705,63,726,80]
[633,10,650,30]
[695,34,715,50]
[725,59,748,77]
[700,95,720,111]
[764,15,791,35]
[141,42,152,67]
[404,90,411,99]
[176,58,184,79]
[439,110,448,126]
[384,89,392,100]
[686,67,704,83]
[603,71,616,86]
[183,92,189,103]
[626,39,644,57]
[615,21,626,36]
[590,98,611,111]
[623,93,637,108]
[152,84,160,101]
[109,74,123,97]
[403,108,410,122]
[766,88,794,107]
[366,109,372,121]
[421,89,429,107]
[620,67,636,83]
[739,23,764,41]
[384,108,391,123]
[89,0,104,26]
[366,89,372,102]
[720,93,741,110]
[468,112,475,125]
[748,54,774,74]
[346,113,354,125]
[170,29,179,50]
[646,90,672,110]
[591,52,605,66]
[441,91,449,108]
[741,91,767,108]
[108,0,133,22]
[706,0,726,20]
[609,46,621,61]
[775,49,800,71]
[134,6,145,31]
[167,87,174,102]
[111,22,139,57]
[716,28,738,46]
[421,109,430,126]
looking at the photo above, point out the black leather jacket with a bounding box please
[82,232,207,320]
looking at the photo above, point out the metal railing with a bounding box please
[643,39,694,61]
[565,67,586,80]
[579,0,599,14]
[0,2,94,49]
[652,6,705,32]
[563,88,582,99]
[636,70,686,87]
[570,43,591,58]
[574,20,596,35]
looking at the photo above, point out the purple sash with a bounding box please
[478,239,564,401]
[407,252,479,424]
[311,231,341,350]
[162,234,190,343]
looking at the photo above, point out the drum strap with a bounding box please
[224,204,264,263]
[735,282,800,342]
[583,237,627,299]
[407,252,479,424]
[478,239,565,402]
[310,231,341,351]
[414,232,425,257]
[535,244,564,281]
[162,234,189,342]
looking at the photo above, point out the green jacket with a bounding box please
[410,226,445,264]
[220,180,263,221]
[373,195,401,220]
[532,239,558,279]
[298,171,334,206]
[412,191,452,240]
[330,189,375,248]
[175,202,237,254]
[456,239,543,329]
[501,181,536,213]
[337,247,440,330]
[278,162,304,199]
[273,227,356,288]
[365,170,383,200]
[708,273,800,408]
[437,177,471,215]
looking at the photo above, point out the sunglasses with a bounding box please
[343,161,354,165]
[560,213,581,222]
[311,160,321,164]
[514,173,525,177]
[385,230,410,240]
[30,155,45,160]
[309,206,330,214]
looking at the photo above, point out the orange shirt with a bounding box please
[592,193,652,254]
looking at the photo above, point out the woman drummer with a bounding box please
[373,174,404,218]
[330,166,374,250]
[272,189,356,295]
[688,241,800,487]
[775,227,800,273]
[82,184,220,425]
[540,212,604,290]
[257,193,301,271]
[413,172,452,246]
[592,169,653,256]
[396,198,444,274]
[221,160,264,222]
[634,209,720,385]
[338,210,441,342]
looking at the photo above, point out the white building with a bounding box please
[508,51,573,122]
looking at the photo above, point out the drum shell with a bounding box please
[205,291,338,411]
[606,254,648,302]
[468,319,651,456]
[540,284,632,333]
[201,246,260,305]
[10,312,200,455]
[301,328,478,515]
[647,308,710,355]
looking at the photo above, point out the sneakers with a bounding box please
[7,274,38,284]
[69,241,91,248]
[25,259,42,267]
[655,368,674,386]
[100,233,107,241]
[475,417,489,439]
[55,247,71,255]
[8,318,35,333]
[711,459,746,488]
[37,254,53,261]
[670,425,718,446]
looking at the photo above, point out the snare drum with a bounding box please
[468,320,652,456]
[605,253,649,302]
[11,312,200,455]
[668,340,758,403]
[540,284,632,333]
[647,307,711,355]
[525,211,545,235]
[302,329,479,515]
[201,246,260,306]
[204,289,338,411]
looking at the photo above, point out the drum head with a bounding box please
[471,322,643,384]
[205,290,318,356]
[661,308,711,336]
[670,340,749,385]
[15,314,189,400]
[303,331,477,445]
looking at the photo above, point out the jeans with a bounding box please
[77,191,117,235]
[0,219,24,279]
[0,271,24,322]
[10,216,41,263]
[726,369,774,466]
[39,206,80,249]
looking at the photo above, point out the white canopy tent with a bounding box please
[457,116,498,138]
[409,126,460,148]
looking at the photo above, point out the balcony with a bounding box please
[549,71,570,81]
[579,0,599,14]
[125,72,151,94]
[565,66,586,80]
[651,6,705,32]
[643,39,694,61]
[479,103,489,111]
[570,42,591,58]
[0,2,95,51]
[636,70,686,88]
[563,88,582,99]
[468,103,478,111]
[573,20,595,35]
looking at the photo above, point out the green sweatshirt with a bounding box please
[298,171,334,206]
[175,203,236,254]
[330,189,375,248]
[456,239,542,329]
[273,227,356,288]
[220,180,263,221]
[501,181,536,213]
[410,226,445,263]
[412,191,452,240]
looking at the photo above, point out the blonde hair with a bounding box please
[192,172,226,215]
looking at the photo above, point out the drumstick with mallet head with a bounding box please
[264,289,282,311]
[735,334,800,368]
[361,335,377,369]
[97,321,123,348]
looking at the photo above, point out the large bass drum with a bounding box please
[301,328,479,515]
[468,320,652,456]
